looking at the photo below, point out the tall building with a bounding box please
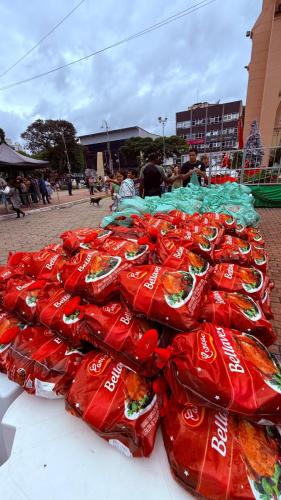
[79,126,159,171]
[244,0,281,156]
[176,101,243,153]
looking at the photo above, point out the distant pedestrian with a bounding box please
[88,176,95,195]
[67,175,73,196]
[38,175,50,204]
[1,179,25,218]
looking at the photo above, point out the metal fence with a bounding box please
[182,147,281,185]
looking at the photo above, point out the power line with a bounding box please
[0,0,86,79]
[0,0,216,92]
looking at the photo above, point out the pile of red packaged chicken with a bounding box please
[1,210,281,498]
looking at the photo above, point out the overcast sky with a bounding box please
[0,0,262,145]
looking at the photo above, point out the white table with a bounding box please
[0,392,193,500]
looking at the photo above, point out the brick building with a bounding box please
[176,100,243,153]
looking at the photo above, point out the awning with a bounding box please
[0,142,49,168]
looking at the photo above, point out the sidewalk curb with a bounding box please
[0,197,90,221]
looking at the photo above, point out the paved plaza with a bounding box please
[0,203,280,353]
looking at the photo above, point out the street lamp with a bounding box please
[101,120,113,174]
[158,116,168,162]
[60,131,71,174]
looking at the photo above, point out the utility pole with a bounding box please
[158,116,168,161]
[101,120,113,174]
[60,131,71,174]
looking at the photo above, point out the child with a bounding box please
[109,171,135,212]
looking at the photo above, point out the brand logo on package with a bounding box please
[182,404,205,428]
[198,332,217,363]
[87,354,111,376]
[127,270,147,280]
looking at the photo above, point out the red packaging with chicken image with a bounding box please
[201,290,275,345]
[105,224,145,241]
[24,249,66,279]
[6,325,83,398]
[201,212,237,232]
[211,263,274,318]
[165,229,215,262]
[235,224,265,246]
[0,308,25,372]
[3,278,48,323]
[119,264,209,331]
[185,222,225,247]
[60,227,112,254]
[162,391,281,499]
[214,235,252,265]
[100,237,150,265]
[155,238,211,277]
[61,250,131,303]
[251,245,269,273]
[166,323,281,423]
[66,351,161,457]
[78,301,168,376]
[37,286,86,347]
[0,265,24,291]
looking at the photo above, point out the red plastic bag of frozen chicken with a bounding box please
[155,238,211,276]
[25,249,67,281]
[37,285,86,347]
[3,278,48,323]
[201,290,275,345]
[66,351,162,457]
[119,264,209,331]
[61,250,131,303]
[211,263,274,318]
[0,308,24,372]
[79,301,169,375]
[6,325,83,397]
[100,237,150,265]
[167,229,215,262]
[60,227,112,254]
[165,323,281,423]
[162,391,281,499]
[214,235,252,265]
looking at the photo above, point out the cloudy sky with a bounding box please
[0,0,262,145]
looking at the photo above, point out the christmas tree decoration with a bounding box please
[245,120,264,166]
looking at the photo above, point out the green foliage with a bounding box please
[119,135,188,164]
[21,119,84,173]
[0,128,6,144]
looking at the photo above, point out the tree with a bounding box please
[119,135,188,167]
[21,119,84,172]
[245,120,264,166]
[0,128,6,144]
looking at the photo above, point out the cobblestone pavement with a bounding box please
[0,203,280,353]
[257,208,281,355]
[0,198,111,263]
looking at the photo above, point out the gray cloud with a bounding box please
[0,0,262,144]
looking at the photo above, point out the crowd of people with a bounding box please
[106,148,208,211]
[0,148,209,218]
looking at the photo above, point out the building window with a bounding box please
[223,113,239,122]
[177,120,191,129]
[192,118,205,126]
[209,116,221,124]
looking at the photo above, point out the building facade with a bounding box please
[244,0,281,157]
[79,126,159,172]
[176,101,243,154]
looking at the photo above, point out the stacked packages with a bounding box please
[0,209,280,499]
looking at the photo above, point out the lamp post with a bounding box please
[101,120,113,174]
[60,131,71,174]
[158,116,168,162]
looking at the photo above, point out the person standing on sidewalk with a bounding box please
[139,153,180,197]
[38,175,50,204]
[67,175,73,196]
[0,179,25,218]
